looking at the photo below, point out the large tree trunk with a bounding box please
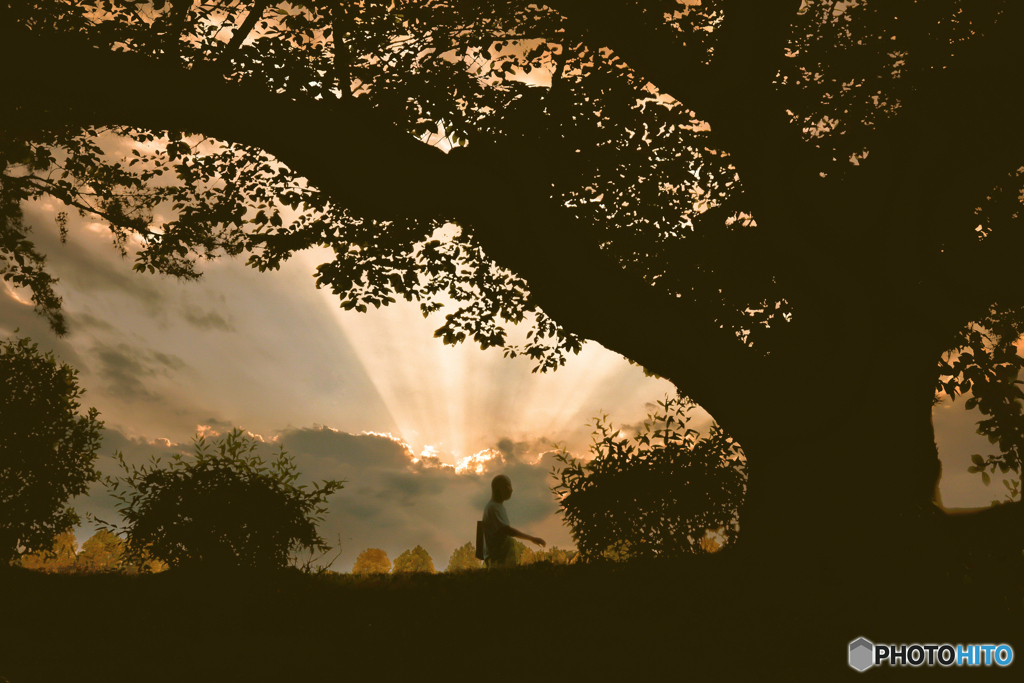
[708,330,946,567]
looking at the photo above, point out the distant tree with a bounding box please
[0,336,102,564]
[510,540,536,566]
[75,529,125,573]
[352,548,392,575]
[446,542,482,572]
[17,529,77,573]
[532,547,576,565]
[553,397,746,562]
[101,429,344,571]
[392,545,435,574]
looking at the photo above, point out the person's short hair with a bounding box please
[491,474,510,498]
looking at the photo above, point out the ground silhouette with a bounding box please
[0,548,1018,682]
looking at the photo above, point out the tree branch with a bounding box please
[542,1,831,315]
[0,27,452,220]
[545,1,811,197]
[864,7,1024,343]
[0,25,764,407]
[330,4,353,100]
[217,0,271,67]
[162,0,195,59]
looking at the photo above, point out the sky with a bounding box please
[1,195,1009,572]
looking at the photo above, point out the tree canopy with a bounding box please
[446,541,482,571]
[16,528,78,572]
[392,545,435,573]
[352,547,392,575]
[3,0,1024,560]
[0,335,102,563]
[75,528,125,572]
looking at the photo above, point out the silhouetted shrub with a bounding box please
[1,336,102,564]
[102,429,344,571]
[552,396,745,561]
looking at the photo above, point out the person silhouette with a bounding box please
[481,474,546,567]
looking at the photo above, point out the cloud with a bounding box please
[181,303,234,332]
[20,203,168,321]
[91,341,189,400]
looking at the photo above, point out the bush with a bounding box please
[552,396,745,561]
[102,429,344,571]
[0,336,102,563]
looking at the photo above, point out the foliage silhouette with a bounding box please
[553,396,745,561]
[0,335,102,564]
[100,429,344,571]
[392,545,435,574]
[938,305,1024,503]
[445,542,482,572]
[3,1,1024,558]
[352,547,392,575]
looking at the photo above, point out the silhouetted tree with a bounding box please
[0,336,102,564]
[393,545,435,574]
[4,2,1024,561]
[554,397,745,561]
[101,429,344,571]
[446,542,482,572]
[16,529,77,572]
[352,548,392,575]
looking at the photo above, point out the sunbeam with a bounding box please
[295,248,679,461]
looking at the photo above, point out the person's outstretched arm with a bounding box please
[502,524,545,547]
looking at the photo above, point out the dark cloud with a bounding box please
[200,417,234,431]
[496,437,536,464]
[0,291,90,371]
[181,303,234,332]
[280,427,412,471]
[68,311,116,333]
[92,341,188,400]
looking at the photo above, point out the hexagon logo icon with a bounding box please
[849,637,874,672]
